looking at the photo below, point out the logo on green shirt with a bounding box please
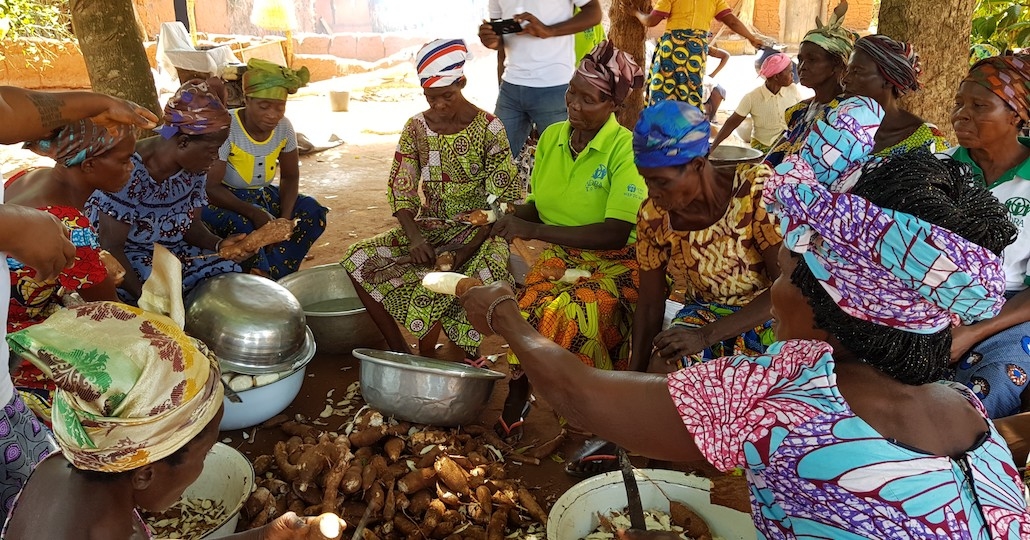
[1007,196,1030,217]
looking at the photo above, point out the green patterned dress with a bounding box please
[341,111,522,355]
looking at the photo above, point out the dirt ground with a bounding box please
[0,51,758,530]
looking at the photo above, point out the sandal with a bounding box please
[494,401,531,443]
[564,437,620,478]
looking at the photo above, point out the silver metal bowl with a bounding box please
[185,273,315,374]
[709,145,764,167]
[353,348,505,427]
[277,264,386,355]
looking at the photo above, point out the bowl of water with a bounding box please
[278,264,385,355]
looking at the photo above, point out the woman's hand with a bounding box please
[459,281,519,335]
[493,215,537,242]
[653,326,712,362]
[408,237,436,266]
[90,98,159,133]
[254,512,346,540]
[6,209,75,281]
[950,324,980,365]
[217,233,255,262]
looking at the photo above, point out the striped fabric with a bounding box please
[415,39,469,88]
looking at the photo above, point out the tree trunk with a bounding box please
[70,0,161,117]
[877,0,975,141]
[608,0,650,129]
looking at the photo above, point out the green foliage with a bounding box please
[971,0,1030,51]
[0,0,73,64]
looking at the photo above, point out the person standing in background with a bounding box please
[478,0,602,156]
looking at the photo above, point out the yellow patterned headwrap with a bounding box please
[243,58,310,100]
[6,302,223,473]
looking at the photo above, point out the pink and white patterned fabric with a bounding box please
[667,339,1030,538]
[765,180,1006,333]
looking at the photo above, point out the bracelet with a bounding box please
[486,295,517,334]
[215,239,223,253]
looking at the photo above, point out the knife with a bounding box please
[349,503,374,540]
[618,447,647,531]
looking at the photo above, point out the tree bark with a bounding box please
[877,0,976,141]
[70,0,161,117]
[608,0,650,129]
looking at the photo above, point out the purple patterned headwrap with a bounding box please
[576,40,645,105]
[633,101,710,168]
[24,118,132,167]
[156,78,231,139]
[766,179,1006,333]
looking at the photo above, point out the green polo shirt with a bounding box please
[948,137,1030,189]
[526,114,647,244]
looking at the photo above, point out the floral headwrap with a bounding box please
[633,101,710,168]
[854,35,922,96]
[24,118,132,167]
[766,173,1006,333]
[969,43,1000,66]
[156,78,231,139]
[965,55,1030,123]
[764,96,883,197]
[243,58,310,100]
[801,2,858,64]
[758,53,792,79]
[6,302,223,472]
[415,39,469,88]
[576,40,645,105]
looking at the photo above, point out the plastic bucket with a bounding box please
[547,469,756,539]
[330,90,350,112]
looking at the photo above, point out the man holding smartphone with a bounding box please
[478,0,602,157]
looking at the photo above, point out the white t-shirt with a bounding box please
[733,82,802,148]
[943,144,1030,292]
[489,0,591,87]
[0,183,14,405]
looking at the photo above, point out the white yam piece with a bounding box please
[422,272,470,295]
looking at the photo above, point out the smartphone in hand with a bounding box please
[489,18,523,34]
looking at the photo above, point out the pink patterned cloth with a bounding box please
[667,339,1030,538]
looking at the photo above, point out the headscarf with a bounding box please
[575,40,645,105]
[24,118,132,168]
[801,2,858,64]
[156,78,231,139]
[633,101,710,168]
[964,55,1030,123]
[854,35,922,96]
[766,180,1006,333]
[970,43,1001,66]
[764,96,883,196]
[6,302,224,472]
[243,58,311,100]
[758,53,793,79]
[415,39,469,88]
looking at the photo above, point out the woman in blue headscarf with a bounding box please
[630,101,783,376]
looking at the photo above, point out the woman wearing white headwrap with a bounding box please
[342,39,523,364]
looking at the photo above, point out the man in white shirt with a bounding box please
[478,0,602,156]
[710,53,801,152]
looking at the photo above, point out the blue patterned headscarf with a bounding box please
[768,181,1006,333]
[25,118,132,167]
[633,101,710,168]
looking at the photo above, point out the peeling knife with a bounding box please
[618,447,647,531]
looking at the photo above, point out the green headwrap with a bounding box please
[243,58,311,100]
[801,2,858,63]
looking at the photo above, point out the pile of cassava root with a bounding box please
[241,407,558,540]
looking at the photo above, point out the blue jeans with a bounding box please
[494,81,569,156]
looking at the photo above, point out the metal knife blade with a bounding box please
[349,503,374,540]
[618,447,647,531]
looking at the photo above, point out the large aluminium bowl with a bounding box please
[185,273,315,374]
[353,348,505,427]
[277,264,386,355]
[709,144,764,167]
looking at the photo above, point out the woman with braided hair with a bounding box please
[461,140,1030,537]
[842,34,948,157]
